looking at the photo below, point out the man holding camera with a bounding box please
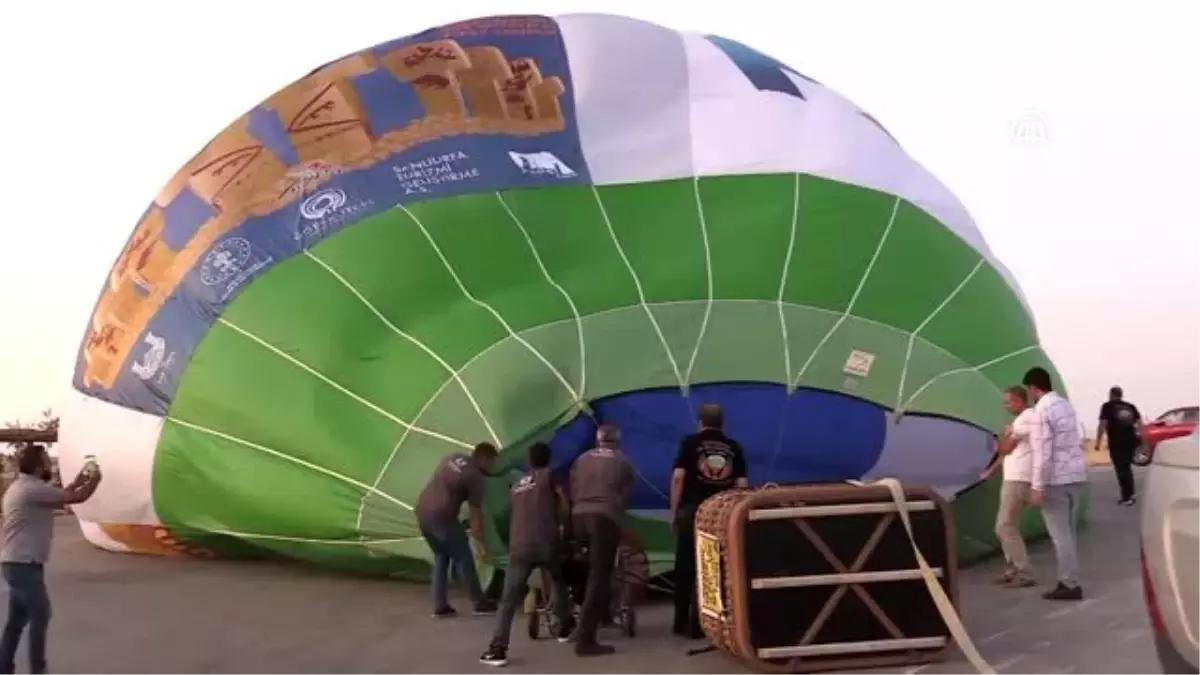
[1,445,103,675]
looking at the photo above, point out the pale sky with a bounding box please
[0,1,1196,428]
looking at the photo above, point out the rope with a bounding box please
[846,478,996,674]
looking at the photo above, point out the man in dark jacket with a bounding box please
[568,424,633,657]
[669,404,748,638]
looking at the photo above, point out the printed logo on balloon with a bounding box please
[129,332,177,388]
[199,237,275,302]
[295,187,375,246]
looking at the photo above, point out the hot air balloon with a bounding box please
[58,13,1081,578]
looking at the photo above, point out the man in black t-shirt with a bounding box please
[479,443,574,667]
[1096,386,1143,506]
[669,404,748,638]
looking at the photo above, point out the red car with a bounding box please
[1133,405,1199,466]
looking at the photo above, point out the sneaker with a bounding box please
[1118,497,1137,507]
[992,569,1015,585]
[1042,582,1084,601]
[555,617,577,643]
[473,600,498,616]
[575,642,616,657]
[432,606,458,619]
[479,645,509,667]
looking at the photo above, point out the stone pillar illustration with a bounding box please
[266,53,379,166]
[381,40,472,119]
[503,58,565,124]
[186,118,288,215]
[83,207,172,389]
[458,46,516,121]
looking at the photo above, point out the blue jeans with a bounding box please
[0,563,50,674]
[420,520,486,612]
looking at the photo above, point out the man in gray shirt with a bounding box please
[1,445,102,674]
[568,424,633,657]
[479,442,573,667]
[415,442,499,618]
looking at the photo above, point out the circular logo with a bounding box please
[698,450,732,482]
[1008,110,1053,148]
[300,188,348,220]
[199,237,252,286]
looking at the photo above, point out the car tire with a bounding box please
[1154,631,1198,674]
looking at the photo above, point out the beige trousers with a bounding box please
[994,480,1032,576]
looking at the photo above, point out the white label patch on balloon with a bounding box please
[508,150,576,179]
[130,332,177,386]
[843,349,876,378]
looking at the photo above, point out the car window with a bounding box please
[1157,407,1200,425]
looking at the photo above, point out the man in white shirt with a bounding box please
[1023,366,1088,601]
[981,385,1037,588]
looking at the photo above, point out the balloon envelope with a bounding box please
[60,13,1070,574]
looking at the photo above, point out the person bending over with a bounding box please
[1,445,103,675]
[415,442,500,618]
[669,404,747,638]
[568,425,633,657]
[480,442,575,667]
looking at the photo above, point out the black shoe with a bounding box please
[1042,582,1083,601]
[575,642,616,657]
[432,606,458,619]
[556,617,577,643]
[473,600,498,615]
[479,645,509,667]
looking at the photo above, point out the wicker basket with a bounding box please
[694,482,958,673]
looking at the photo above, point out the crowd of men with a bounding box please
[0,366,1144,671]
[420,366,1123,668]
[411,403,747,667]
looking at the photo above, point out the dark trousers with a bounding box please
[491,553,571,648]
[571,513,619,645]
[0,563,50,675]
[419,520,486,612]
[1109,443,1136,501]
[672,508,702,636]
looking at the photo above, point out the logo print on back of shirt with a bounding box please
[512,474,535,494]
[697,446,733,483]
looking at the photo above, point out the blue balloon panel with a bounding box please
[547,383,890,510]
